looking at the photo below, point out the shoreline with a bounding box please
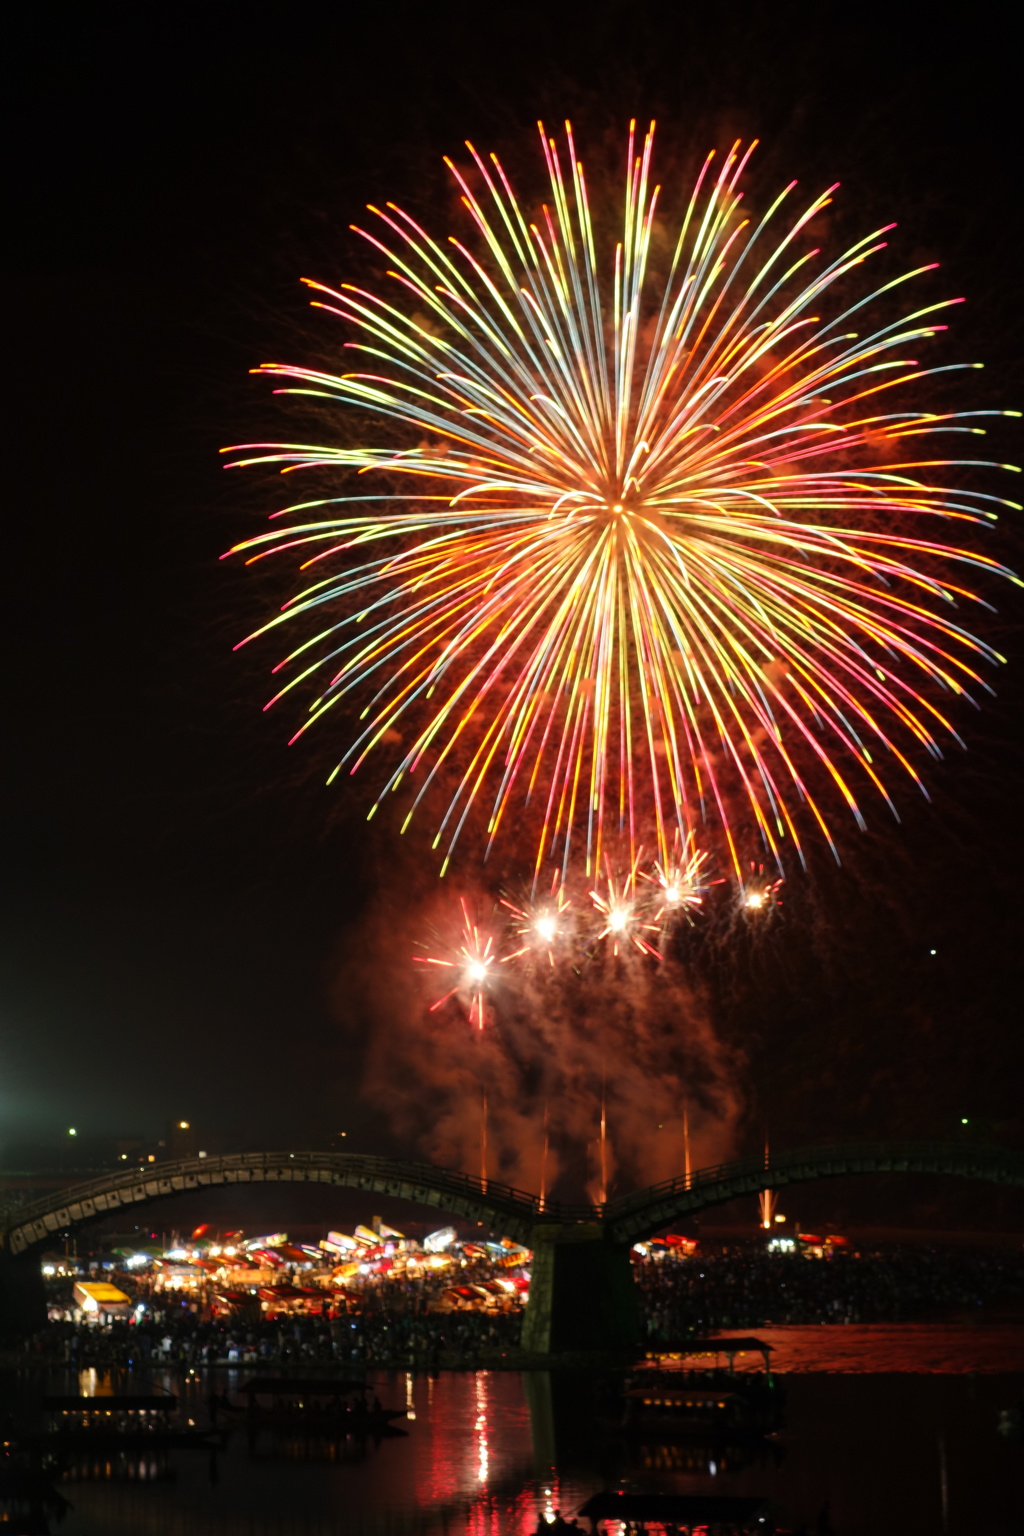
[6,1320,1024,1376]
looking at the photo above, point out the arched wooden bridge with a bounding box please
[602,1139,1024,1243]
[4,1140,1022,1256]
[1,1151,547,1255]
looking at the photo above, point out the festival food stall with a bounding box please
[72,1281,132,1320]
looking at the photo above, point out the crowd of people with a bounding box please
[636,1241,1024,1341]
[27,1240,1024,1365]
[29,1303,522,1370]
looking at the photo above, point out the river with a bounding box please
[3,1326,1021,1535]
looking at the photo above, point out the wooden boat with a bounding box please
[32,1394,218,1452]
[239,1377,406,1434]
[621,1335,785,1439]
[623,1383,760,1435]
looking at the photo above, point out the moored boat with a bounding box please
[622,1335,785,1439]
[240,1377,407,1434]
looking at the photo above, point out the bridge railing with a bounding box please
[3,1149,556,1236]
[9,1140,1019,1250]
[604,1138,1024,1221]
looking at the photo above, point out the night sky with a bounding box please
[3,4,1022,1205]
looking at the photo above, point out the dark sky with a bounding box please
[2,3,1022,1178]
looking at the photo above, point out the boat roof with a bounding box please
[679,1335,774,1354]
[241,1378,366,1396]
[578,1493,769,1524]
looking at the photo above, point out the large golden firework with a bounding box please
[227,123,1019,881]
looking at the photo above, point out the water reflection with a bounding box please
[1,1350,1021,1535]
[474,1370,489,1484]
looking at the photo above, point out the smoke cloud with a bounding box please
[333,863,744,1204]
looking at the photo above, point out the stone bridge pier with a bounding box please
[0,1251,47,1338]
[520,1223,639,1354]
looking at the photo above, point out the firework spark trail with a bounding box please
[227,122,1020,886]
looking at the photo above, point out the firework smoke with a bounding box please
[337,863,742,1199]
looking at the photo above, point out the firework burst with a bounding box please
[414,897,506,1029]
[740,862,784,913]
[643,829,717,923]
[502,881,573,967]
[227,122,1019,884]
[589,860,661,959]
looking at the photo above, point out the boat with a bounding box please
[28,1394,219,1453]
[621,1336,785,1439]
[239,1377,407,1435]
[8,1393,211,1523]
[622,1381,780,1438]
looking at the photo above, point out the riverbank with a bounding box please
[6,1321,1024,1376]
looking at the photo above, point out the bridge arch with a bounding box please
[5,1140,1021,1257]
[2,1150,546,1254]
[605,1140,1024,1244]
